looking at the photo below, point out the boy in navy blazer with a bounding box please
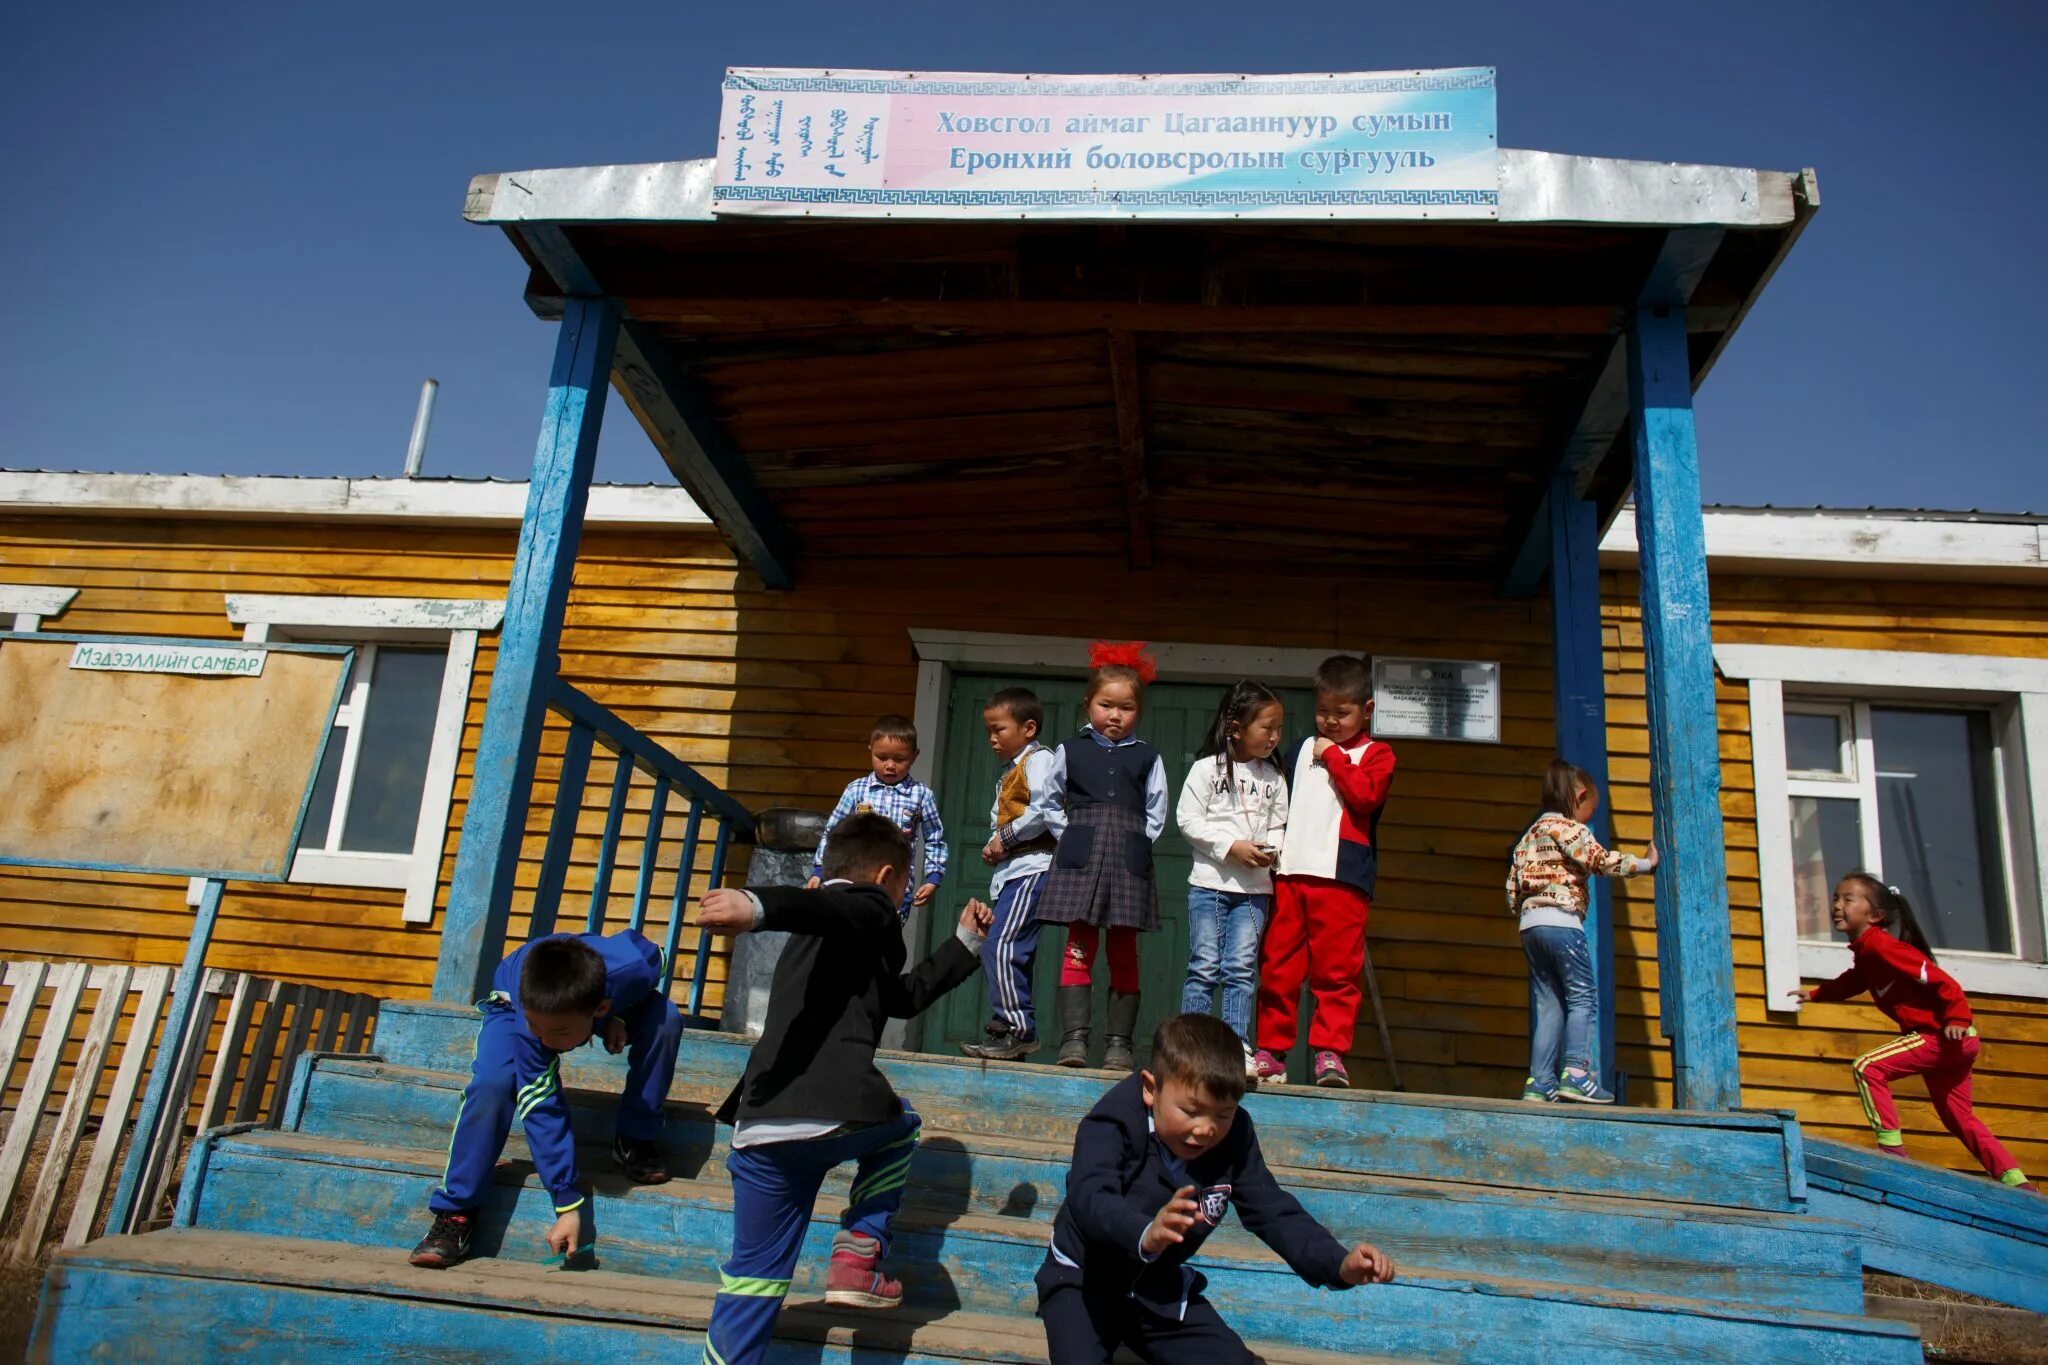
[1036,1012,1395,1362]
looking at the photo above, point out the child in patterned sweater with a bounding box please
[1507,759,1657,1104]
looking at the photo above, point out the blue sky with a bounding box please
[3,1,2042,510]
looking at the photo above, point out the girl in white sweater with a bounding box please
[1176,681,1290,1075]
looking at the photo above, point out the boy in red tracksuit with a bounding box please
[1792,872,2033,1191]
[1252,655,1396,1089]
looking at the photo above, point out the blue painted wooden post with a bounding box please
[629,777,670,932]
[686,819,735,1019]
[528,722,594,942]
[1547,478,1619,1095]
[660,801,706,994]
[585,751,635,933]
[1628,305,1741,1111]
[108,877,224,1234]
[433,297,621,1003]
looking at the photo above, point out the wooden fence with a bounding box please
[0,960,378,1262]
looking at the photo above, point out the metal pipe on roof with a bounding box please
[402,379,439,478]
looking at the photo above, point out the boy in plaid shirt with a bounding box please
[809,714,948,921]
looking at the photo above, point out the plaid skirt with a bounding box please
[1036,803,1160,932]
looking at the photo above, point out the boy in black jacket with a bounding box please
[1038,1012,1395,1362]
[694,811,991,1365]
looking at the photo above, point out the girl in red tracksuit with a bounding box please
[1791,872,2034,1191]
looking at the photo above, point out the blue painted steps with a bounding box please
[373,1001,1810,1212]
[1804,1135,2048,1314]
[170,1128,1921,1364]
[281,1057,1865,1313]
[34,1230,1386,1364]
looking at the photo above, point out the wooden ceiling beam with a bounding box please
[627,298,1624,336]
[1108,330,1154,570]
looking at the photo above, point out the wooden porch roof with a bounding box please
[466,151,1817,589]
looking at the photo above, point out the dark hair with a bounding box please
[1150,1013,1248,1104]
[869,714,918,749]
[1199,680,1282,792]
[1313,654,1371,705]
[985,687,1044,734]
[1840,871,1936,960]
[1085,666,1146,706]
[1541,759,1598,817]
[822,811,913,885]
[519,936,608,1016]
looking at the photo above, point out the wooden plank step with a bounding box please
[366,1004,1809,1212]
[1804,1135,2048,1313]
[281,1064,1865,1313]
[38,1229,1381,1364]
[179,1129,1922,1362]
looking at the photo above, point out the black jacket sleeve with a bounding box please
[1232,1121,1351,1289]
[753,884,900,940]
[1066,1106,1154,1259]
[878,935,980,1019]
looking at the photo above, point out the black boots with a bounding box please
[1103,991,1142,1072]
[1056,984,1092,1067]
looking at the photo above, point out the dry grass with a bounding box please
[1868,1273,2048,1364]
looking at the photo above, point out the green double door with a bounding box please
[919,673,1313,1063]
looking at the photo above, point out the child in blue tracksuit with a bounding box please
[1037,1013,1395,1362]
[409,928,682,1268]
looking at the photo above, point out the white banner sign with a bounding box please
[1372,657,1500,745]
[69,642,267,678]
[713,67,1498,220]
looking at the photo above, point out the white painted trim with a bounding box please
[908,628,1342,685]
[1715,644,2048,695]
[0,586,78,620]
[1605,507,2047,581]
[402,629,477,924]
[1797,942,2048,1001]
[236,598,496,924]
[0,471,708,528]
[1739,643,2048,1002]
[228,595,505,632]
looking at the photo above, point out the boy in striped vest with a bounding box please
[964,687,1060,1060]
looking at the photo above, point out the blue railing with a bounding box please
[527,680,753,1024]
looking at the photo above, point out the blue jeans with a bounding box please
[1523,924,1596,1088]
[1181,887,1267,1047]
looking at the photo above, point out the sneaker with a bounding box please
[824,1232,902,1308]
[961,1025,1037,1061]
[1243,1045,1261,1084]
[613,1135,670,1184]
[1557,1068,1614,1104]
[1521,1077,1559,1103]
[1313,1051,1350,1088]
[408,1211,474,1269]
[1252,1049,1288,1084]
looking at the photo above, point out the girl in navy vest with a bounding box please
[1038,642,1169,1072]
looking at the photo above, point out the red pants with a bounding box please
[1256,876,1368,1054]
[1853,1031,2025,1181]
[1062,924,1140,993]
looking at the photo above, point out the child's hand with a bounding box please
[1786,987,1815,1004]
[1340,1242,1396,1286]
[1943,1022,1969,1041]
[804,875,822,890]
[1310,737,1334,763]
[1640,841,1660,870]
[1142,1185,1201,1258]
[913,882,938,907]
[960,899,994,935]
[982,836,1004,865]
[543,1209,583,1257]
[697,889,757,936]
[603,1016,629,1055]
[1226,840,1275,869]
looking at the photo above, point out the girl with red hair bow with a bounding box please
[1035,642,1168,1072]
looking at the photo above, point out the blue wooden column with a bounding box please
[1627,305,1741,1111]
[1547,478,1618,1093]
[433,297,621,1002]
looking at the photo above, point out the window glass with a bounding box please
[1872,707,2012,955]
[338,647,448,855]
[1785,709,1848,776]
[1790,795,1860,941]
[300,724,348,845]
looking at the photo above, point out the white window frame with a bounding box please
[225,594,504,924]
[0,585,78,632]
[1722,643,2048,1002]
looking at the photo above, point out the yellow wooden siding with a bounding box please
[3,510,2043,1181]
[1604,569,2048,1179]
